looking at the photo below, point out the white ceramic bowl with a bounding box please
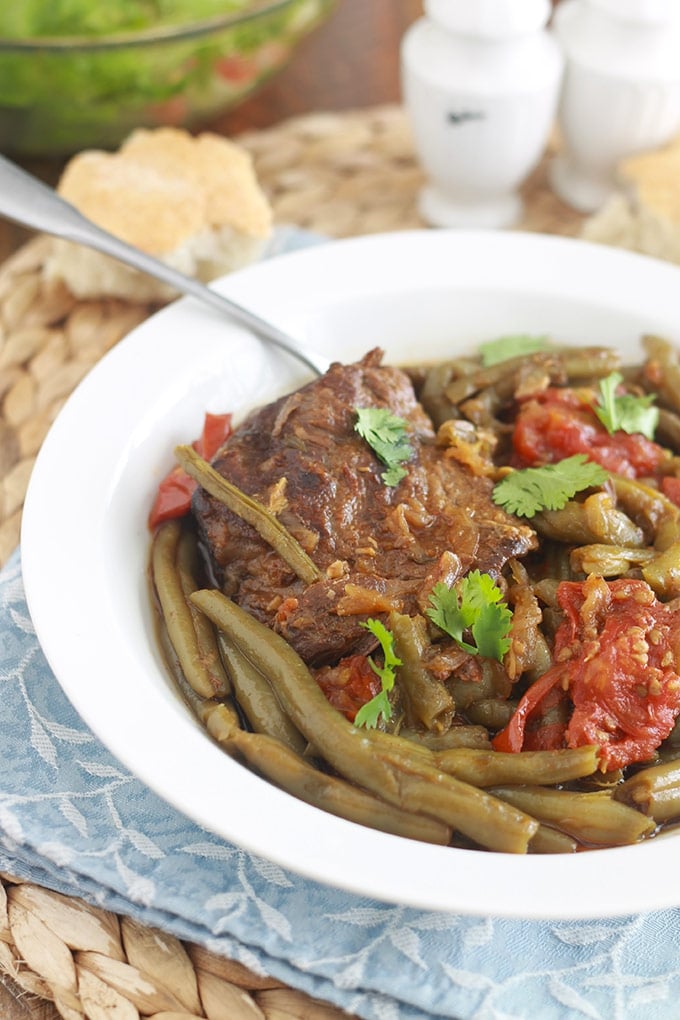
[21,230,680,920]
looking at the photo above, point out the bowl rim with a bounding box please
[0,0,312,52]
[20,228,680,920]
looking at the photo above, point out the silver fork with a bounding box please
[0,153,329,376]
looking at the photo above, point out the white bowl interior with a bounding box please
[21,230,680,919]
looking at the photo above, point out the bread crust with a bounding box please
[47,127,273,301]
[581,134,680,266]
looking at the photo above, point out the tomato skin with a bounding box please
[148,468,196,527]
[513,388,666,478]
[315,654,381,722]
[493,576,680,770]
[560,577,680,768]
[662,476,680,508]
[148,412,232,529]
[215,55,257,84]
[492,668,564,752]
[199,412,233,458]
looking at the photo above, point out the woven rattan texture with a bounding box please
[0,104,584,1020]
[0,874,348,1020]
[0,105,584,564]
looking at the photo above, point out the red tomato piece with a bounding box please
[148,467,197,528]
[492,667,566,753]
[513,387,666,478]
[493,575,680,770]
[215,55,257,84]
[148,412,232,529]
[197,413,233,460]
[662,476,680,508]
[315,654,381,723]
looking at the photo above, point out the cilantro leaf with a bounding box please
[354,689,392,730]
[595,371,659,440]
[492,454,609,519]
[353,618,402,729]
[426,581,475,654]
[426,570,512,661]
[354,407,412,487]
[479,333,550,367]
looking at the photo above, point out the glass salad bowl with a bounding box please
[0,0,336,156]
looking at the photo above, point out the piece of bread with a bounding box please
[46,127,273,303]
[580,135,680,265]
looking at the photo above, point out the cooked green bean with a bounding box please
[203,702,452,845]
[217,635,307,756]
[641,540,680,599]
[583,492,646,545]
[398,726,491,750]
[529,825,578,854]
[611,475,680,550]
[534,493,645,547]
[458,349,621,428]
[446,355,555,416]
[176,531,230,698]
[615,758,680,823]
[151,522,220,699]
[532,503,602,545]
[449,659,512,711]
[532,578,561,609]
[570,543,656,577]
[419,360,477,427]
[656,408,680,451]
[175,445,321,585]
[389,612,454,732]
[463,699,516,730]
[151,337,680,856]
[505,580,552,681]
[643,335,680,414]
[555,346,622,380]
[432,745,599,788]
[490,786,655,845]
[190,589,539,853]
[198,697,241,729]
[443,347,619,407]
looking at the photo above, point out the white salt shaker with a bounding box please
[400,0,563,229]
[549,0,680,213]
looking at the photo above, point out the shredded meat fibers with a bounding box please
[193,350,537,665]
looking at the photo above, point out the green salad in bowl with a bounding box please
[0,0,335,156]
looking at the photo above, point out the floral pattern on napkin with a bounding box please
[3,551,680,1020]
[3,228,680,1020]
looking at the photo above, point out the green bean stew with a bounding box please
[148,334,680,854]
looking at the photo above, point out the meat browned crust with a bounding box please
[192,350,537,665]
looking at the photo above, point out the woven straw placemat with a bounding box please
[0,104,585,1020]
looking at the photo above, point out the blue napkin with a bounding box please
[2,229,680,1020]
[3,549,680,1019]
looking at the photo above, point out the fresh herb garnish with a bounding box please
[595,371,659,440]
[353,618,402,729]
[354,407,412,486]
[426,570,512,661]
[479,333,550,367]
[492,454,609,519]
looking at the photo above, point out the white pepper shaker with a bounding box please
[401,0,563,229]
[549,0,680,213]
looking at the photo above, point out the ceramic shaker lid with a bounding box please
[424,0,551,38]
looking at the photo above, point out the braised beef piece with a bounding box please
[192,349,536,666]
